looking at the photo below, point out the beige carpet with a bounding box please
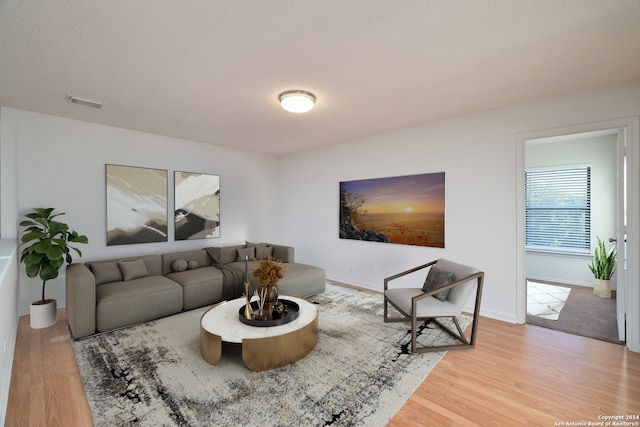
[527,280,571,320]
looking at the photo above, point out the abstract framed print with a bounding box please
[174,171,220,240]
[106,164,168,245]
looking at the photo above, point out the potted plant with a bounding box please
[20,208,88,328]
[588,236,617,298]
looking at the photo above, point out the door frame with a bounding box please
[515,117,640,353]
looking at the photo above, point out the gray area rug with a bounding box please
[72,283,470,426]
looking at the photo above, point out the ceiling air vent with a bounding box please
[67,94,103,109]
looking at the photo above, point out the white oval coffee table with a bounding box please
[200,296,318,371]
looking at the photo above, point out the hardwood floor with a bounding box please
[389,317,640,427]
[5,309,640,426]
[6,310,92,427]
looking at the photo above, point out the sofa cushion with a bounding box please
[171,259,188,272]
[246,241,269,248]
[118,259,150,281]
[236,246,256,262]
[256,245,273,260]
[87,261,122,285]
[226,261,325,298]
[205,245,246,264]
[96,275,183,332]
[166,266,224,310]
[422,266,455,301]
[162,249,211,275]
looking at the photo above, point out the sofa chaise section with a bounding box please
[220,242,326,297]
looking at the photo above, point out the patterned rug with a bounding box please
[527,280,572,320]
[72,282,471,426]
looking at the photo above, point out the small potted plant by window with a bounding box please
[20,208,88,328]
[588,236,617,298]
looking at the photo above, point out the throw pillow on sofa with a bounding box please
[171,259,188,272]
[205,245,245,264]
[256,245,273,260]
[236,247,256,262]
[118,259,150,281]
[88,261,123,285]
[188,260,198,270]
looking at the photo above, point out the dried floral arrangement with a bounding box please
[252,257,286,286]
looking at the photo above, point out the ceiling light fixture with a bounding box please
[278,90,316,113]
[67,94,103,109]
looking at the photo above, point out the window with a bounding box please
[525,166,591,252]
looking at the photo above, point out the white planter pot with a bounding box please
[593,279,611,299]
[30,299,57,329]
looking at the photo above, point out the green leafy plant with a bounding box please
[588,236,617,280]
[20,208,88,303]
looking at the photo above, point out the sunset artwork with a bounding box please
[339,172,445,248]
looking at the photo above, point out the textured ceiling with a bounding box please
[1,1,639,155]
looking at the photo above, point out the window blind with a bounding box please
[525,166,591,252]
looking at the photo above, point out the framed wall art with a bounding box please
[174,171,220,240]
[339,172,445,248]
[106,164,168,246]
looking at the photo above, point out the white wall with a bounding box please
[525,134,618,287]
[4,108,279,315]
[278,80,640,323]
[0,241,18,426]
[0,106,20,426]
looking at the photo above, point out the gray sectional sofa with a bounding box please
[65,242,325,339]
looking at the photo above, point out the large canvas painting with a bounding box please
[174,171,220,240]
[339,172,445,248]
[106,164,168,246]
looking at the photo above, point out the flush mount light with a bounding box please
[67,94,103,109]
[278,90,316,113]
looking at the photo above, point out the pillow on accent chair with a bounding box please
[422,266,455,302]
[118,259,150,281]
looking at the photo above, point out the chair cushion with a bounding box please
[422,266,455,301]
[385,288,460,317]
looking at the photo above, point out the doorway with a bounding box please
[524,131,621,343]
[515,117,640,353]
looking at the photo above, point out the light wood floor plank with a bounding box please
[5,309,640,426]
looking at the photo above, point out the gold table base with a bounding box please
[200,298,318,371]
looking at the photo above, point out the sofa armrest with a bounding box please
[66,263,96,339]
[272,244,295,263]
